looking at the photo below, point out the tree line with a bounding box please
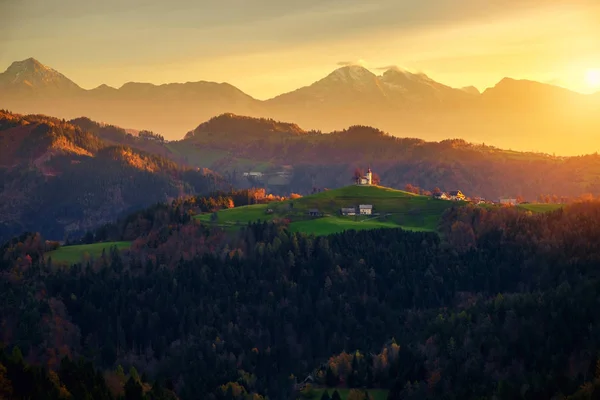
[4,200,600,398]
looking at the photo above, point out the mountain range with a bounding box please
[1,58,599,155]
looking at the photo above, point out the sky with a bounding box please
[0,0,599,99]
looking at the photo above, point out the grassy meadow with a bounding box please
[517,203,564,213]
[301,387,389,400]
[46,241,132,264]
[195,185,460,235]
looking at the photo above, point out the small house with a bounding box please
[448,190,466,201]
[341,207,357,216]
[433,192,450,200]
[359,204,373,215]
[499,198,517,206]
[308,209,321,217]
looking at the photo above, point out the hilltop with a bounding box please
[196,185,461,235]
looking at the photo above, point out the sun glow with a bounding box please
[585,69,600,88]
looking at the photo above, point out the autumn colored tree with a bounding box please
[404,184,420,194]
[353,168,364,183]
[516,195,524,204]
[0,363,13,399]
[371,172,381,185]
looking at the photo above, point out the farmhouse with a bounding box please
[359,204,373,215]
[341,207,357,216]
[433,192,450,200]
[308,209,322,217]
[448,190,466,201]
[242,172,263,178]
[356,168,373,186]
[499,198,518,206]
[293,375,315,392]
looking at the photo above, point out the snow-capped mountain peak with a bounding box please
[0,57,81,92]
[326,65,376,83]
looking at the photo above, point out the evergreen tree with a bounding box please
[326,366,338,387]
[320,390,331,400]
[124,376,144,400]
[129,366,140,382]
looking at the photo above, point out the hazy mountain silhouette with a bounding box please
[1,58,599,155]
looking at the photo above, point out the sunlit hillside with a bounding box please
[196,185,460,235]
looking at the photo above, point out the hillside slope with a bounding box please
[0,110,223,242]
[169,114,600,201]
[197,185,460,235]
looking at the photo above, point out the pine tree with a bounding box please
[129,366,140,383]
[320,390,331,400]
[326,366,338,387]
[124,376,144,400]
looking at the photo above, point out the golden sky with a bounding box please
[1,0,599,99]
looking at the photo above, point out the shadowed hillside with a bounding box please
[167,114,600,201]
[0,110,223,242]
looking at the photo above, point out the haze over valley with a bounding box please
[1,57,599,156]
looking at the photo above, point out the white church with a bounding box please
[356,168,374,186]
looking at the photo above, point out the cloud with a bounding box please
[374,65,424,75]
[337,59,367,67]
[374,65,398,71]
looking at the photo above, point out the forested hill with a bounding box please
[4,195,600,399]
[9,110,600,206]
[69,116,183,163]
[0,345,179,399]
[169,113,600,201]
[0,110,223,243]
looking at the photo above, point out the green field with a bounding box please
[46,241,132,264]
[289,216,429,236]
[517,203,563,213]
[195,185,460,235]
[195,203,276,227]
[301,387,388,400]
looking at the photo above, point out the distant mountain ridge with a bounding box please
[1,58,599,155]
